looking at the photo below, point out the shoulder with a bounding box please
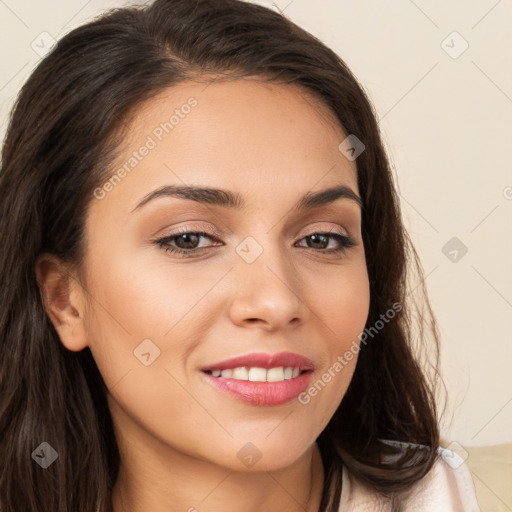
[400,446,481,511]
[338,444,481,512]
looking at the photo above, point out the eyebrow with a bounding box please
[131,183,362,213]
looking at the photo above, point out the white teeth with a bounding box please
[210,366,303,382]
[266,367,284,382]
[231,367,249,380]
[248,367,267,382]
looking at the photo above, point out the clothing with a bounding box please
[338,446,481,511]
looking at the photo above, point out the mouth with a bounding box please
[200,351,315,406]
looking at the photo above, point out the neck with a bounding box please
[110,426,325,512]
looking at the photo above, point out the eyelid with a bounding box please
[158,223,224,240]
[158,222,353,241]
[300,223,353,240]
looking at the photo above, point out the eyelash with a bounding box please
[153,227,356,258]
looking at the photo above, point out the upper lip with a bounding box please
[201,351,315,372]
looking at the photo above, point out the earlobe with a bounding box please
[35,253,89,352]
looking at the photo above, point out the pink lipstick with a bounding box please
[200,351,314,406]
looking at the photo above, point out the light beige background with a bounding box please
[1,0,511,449]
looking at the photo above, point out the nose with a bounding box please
[228,242,308,331]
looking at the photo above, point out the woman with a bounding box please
[0,0,480,511]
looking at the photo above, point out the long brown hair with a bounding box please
[0,1,445,510]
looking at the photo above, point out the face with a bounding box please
[51,79,370,472]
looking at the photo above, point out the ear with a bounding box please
[35,253,89,352]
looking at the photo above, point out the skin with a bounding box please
[36,78,370,512]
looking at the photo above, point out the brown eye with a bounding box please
[154,229,221,257]
[296,232,356,253]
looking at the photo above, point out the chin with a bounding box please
[212,437,314,473]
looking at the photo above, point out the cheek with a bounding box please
[82,250,217,392]
[85,249,215,340]
[296,261,370,419]
[307,258,370,348]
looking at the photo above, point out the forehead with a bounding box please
[92,78,359,219]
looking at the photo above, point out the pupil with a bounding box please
[177,233,199,249]
[310,234,327,249]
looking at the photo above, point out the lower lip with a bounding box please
[201,370,314,406]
